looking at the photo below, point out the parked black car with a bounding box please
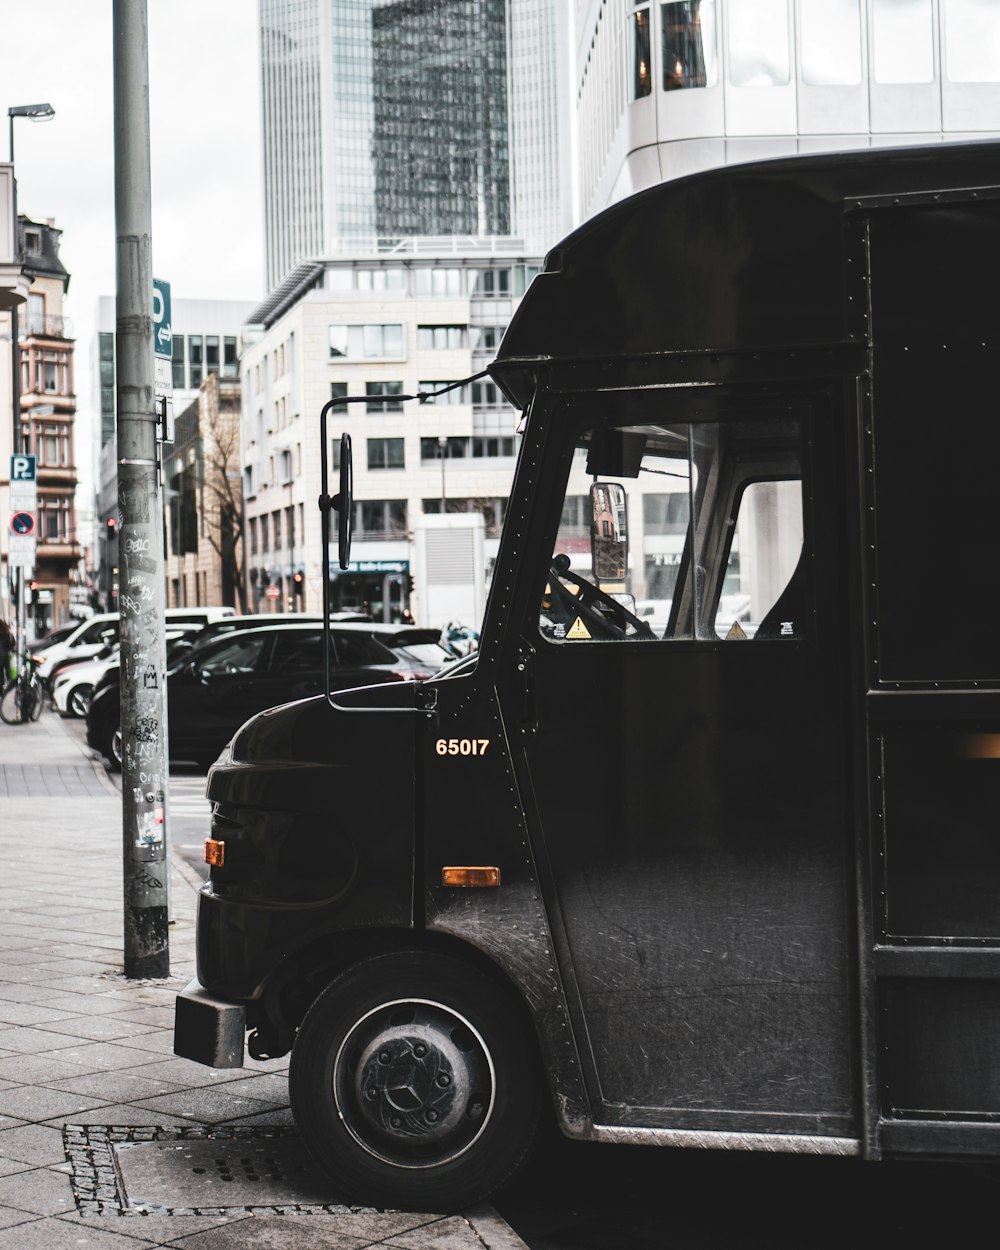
[86,622,452,770]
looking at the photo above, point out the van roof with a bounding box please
[491,139,1000,407]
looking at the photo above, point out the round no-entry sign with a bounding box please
[265,585,280,599]
[10,512,35,536]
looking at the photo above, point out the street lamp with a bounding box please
[8,104,55,165]
[7,103,55,163]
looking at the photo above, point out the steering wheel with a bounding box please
[547,555,656,640]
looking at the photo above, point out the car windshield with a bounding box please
[389,638,453,666]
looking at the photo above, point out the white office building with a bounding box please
[240,245,539,626]
[577,0,1000,222]
[259,0,573,289]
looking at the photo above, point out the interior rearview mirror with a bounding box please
[591,481,628,583]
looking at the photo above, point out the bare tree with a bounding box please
[198,377,247,612]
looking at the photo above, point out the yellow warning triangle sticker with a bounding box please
[726,620,747,640]
[567,617,591,640]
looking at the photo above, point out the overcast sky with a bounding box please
[1,0,263,496]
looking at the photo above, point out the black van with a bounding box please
[176,141,1000,1210]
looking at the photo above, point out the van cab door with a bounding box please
[501,386,858,1142]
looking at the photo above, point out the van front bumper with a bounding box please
[173,978,246,1068]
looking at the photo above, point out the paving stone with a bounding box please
[165,1215,367,1249]
[33,1017,159,1043]
[108,1032,176,1057]
[0,1002,97,1027]
[0,1028,82,1054]
[35,1043,162,1072]
[0,1209,39,1230]
[129,1089,279,1125]
[0,1164,77,1215]
[204,1075,289,1104]
[0,1214,158,1249]
[0,1086,110,1123]
[46,1071,189,1103]
[0,1123,75,1165]
[0,1055,104,1085]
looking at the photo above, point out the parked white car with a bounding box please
[32,606,237,687]
[52,647,119,719]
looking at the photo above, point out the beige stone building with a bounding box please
[164,372,245,611]
[17,215,79,634]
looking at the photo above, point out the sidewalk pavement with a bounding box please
[0,710,528,1250]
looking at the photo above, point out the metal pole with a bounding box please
[439,436,447,512]
[114,0,170,978]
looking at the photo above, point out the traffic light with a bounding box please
[292,570,304,597]
[107,516,117,536]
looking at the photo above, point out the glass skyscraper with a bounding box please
[259,0,571,290]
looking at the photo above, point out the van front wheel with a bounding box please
[288,950,541,1211]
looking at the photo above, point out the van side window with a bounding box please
[539,415,808,643]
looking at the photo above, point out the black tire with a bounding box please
[102,723,122,772]
[28,679,43,721]
[288,950,541,1211]
[67,683,93,719]
[0,681,24,724]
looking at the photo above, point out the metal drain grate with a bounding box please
[116,1135,336,1210]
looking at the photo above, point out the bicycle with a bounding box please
[0,654,44,724]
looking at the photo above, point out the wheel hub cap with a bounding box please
[334,998,495,1168]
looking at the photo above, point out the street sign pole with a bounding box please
[114,0,170,979]
[9,454,37,660]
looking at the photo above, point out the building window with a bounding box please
[512,266,541,296]
[189,335,203,387]
[329,323,404,359]
[422,496,507,537]
[470,326,503,351]
[420,436,469,462]
[223,336,239,377]
[366,381,404,412]
[27,293,45,335]
[172,334,185,389]
[416,324,467,350]
[800,0,861,86]
[632,7,652,98]
[471,269,511,296]
[357,268,405,290]
[331,381,349,406]
[873,0,934,83]
[206,335,220,375]
[272,509,282,550]
[644,492,690,534]
[367,437,405,470]
[414,268,465,296]
[472,436,515,458]
[357,499,408,539]
[417,381,468,405]
[945,0,1000,82]
[728,0,790,87]
[249,516,258,556]
[661,0,718,90]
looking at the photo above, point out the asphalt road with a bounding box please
[60,714,1000,1248]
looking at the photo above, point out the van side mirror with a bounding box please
[591,482,628,583]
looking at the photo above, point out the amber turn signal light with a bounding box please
[441,866,500,888]
[204,838,226,868]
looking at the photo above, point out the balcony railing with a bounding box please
[24,314,73,339]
